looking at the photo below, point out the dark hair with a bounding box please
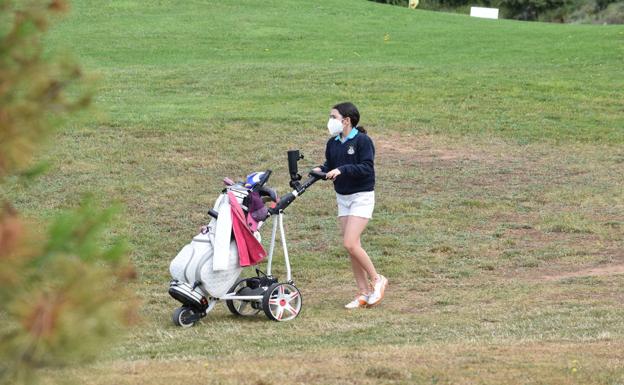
[332,102,367,134]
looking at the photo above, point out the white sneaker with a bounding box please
[367,275,388,307]
[345,294,369,309]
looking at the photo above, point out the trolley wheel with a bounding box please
[262,283,302,322]
[172,306,197,328]
[226,279,262,317]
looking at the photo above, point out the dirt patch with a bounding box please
[375,134,490,164]
[486,216,624,282]
[504,227,598,248]
[542,263,624,281]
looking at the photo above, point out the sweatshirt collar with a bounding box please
[335,127,358,142]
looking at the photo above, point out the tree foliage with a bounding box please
[0,2,137,384]
[0,0,90,177]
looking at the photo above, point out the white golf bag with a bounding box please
[169,186,251,303]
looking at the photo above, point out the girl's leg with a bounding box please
[340,216,370,294]
[342,215,378,283]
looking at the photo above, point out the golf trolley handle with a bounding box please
[308,170,327,180]
[268,169,327,215]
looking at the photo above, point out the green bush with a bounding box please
[567,0,624,22]
[368,0,624,23]
[370,0,409,5]
[600,1,624,22]
[496,0,566,20]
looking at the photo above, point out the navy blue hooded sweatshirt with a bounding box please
[320,129,375,195]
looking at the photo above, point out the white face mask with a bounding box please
[327,118,343,136]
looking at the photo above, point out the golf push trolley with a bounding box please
[168,150,326,326]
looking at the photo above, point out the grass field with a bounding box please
[4,0,624,383]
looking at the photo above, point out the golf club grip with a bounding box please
[258,186,278,202]
[271,192,296,213]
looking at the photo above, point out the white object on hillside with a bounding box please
[409,0,419,9]
[470,6,499,19]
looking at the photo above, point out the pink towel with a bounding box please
[228,192,267,267]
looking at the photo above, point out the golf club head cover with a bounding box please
[247,191,268,230]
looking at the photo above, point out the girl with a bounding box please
[314,102,388,309]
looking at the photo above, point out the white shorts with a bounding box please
[336,191,375,219]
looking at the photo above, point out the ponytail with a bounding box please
[333,102,369,134]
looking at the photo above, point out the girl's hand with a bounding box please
[326,168,341,180]
[312,167,322,173]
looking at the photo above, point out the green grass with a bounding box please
[6,0,624,383]
[50,0,624,142]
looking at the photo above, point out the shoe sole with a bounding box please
[345,298,369,309]
[367,277,388,307]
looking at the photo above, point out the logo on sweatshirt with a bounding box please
[347,145,355,155]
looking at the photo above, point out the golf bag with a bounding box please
[169,185,254,300]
